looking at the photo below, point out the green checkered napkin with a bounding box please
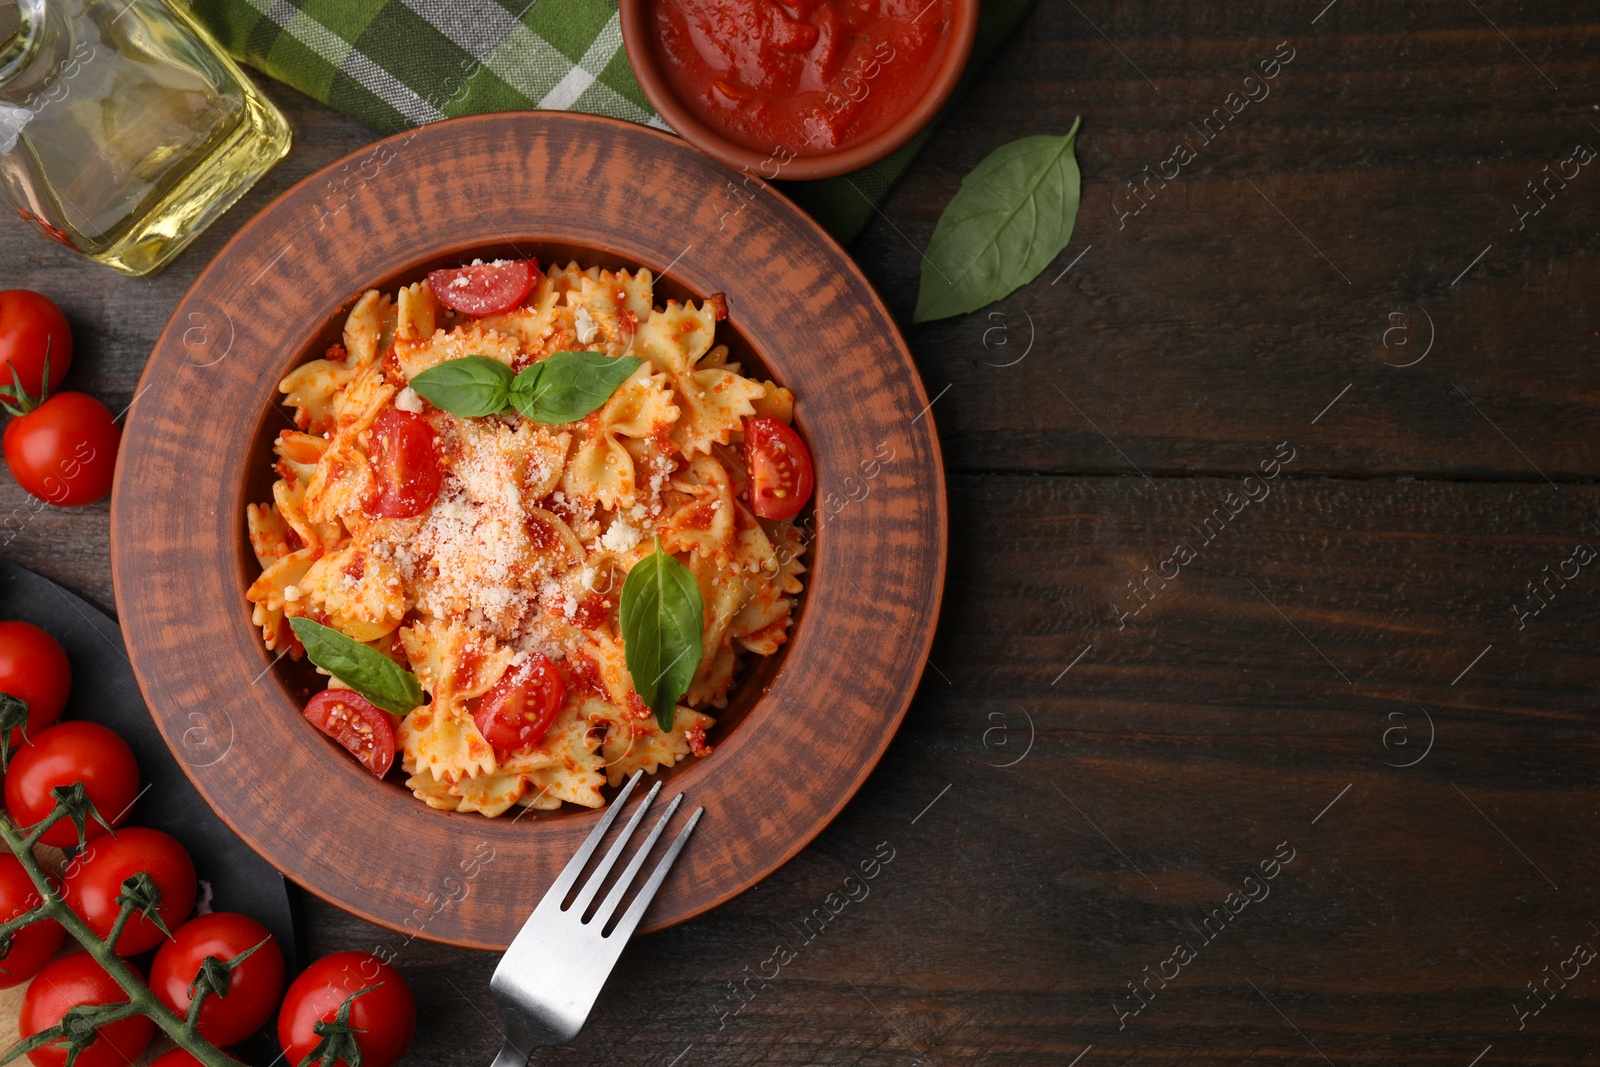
[176,0,1036,243]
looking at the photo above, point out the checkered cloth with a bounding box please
[177,0,1036,243]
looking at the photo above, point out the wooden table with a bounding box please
[4,1,1598,1063]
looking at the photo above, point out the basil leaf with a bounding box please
[288,617,425,716]
[618,537,704,732]
[409,355,513,417]
[914,117,1084,324]
[509,351,642,424]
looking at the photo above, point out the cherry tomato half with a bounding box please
[0,620,70,748]
[152,912,286,1046]
[743,416,814,521]
[63,827,197,956]
[3,392,121,506]
[5,722,138,847]
[303,690,396,778]
[0,291,71,398]
[20,954,155,1067]
[0,852,62,988]
[278,952,416,1067]
[425,259,541,317]
[473,653,564,752]
[367,409,441,518]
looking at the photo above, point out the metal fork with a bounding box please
[487,771,703,1065]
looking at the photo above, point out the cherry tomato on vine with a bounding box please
[426,259,540,317]
[0,291,71,398]
[366,409,441,518]
[2,391,121,506]
[278,952,416,1067]
[20,953,155,1067]
[149,1051,231,1067]
[0,620,70,747]
[151,912,285,1046]
[303,690,396,778]
[5,721,138,847]
[0,852,62,988]
[63,827,196,956]
[743,416,814,521]
[473,653,564,752]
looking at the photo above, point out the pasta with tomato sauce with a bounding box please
[244,259,811,817]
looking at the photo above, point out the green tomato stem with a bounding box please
[0,812,237,1067]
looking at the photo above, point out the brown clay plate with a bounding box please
[110,111,946,948]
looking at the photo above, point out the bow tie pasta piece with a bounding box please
[395,280,437,344]
[289,545,407,644]
[633,298,721,376]
[397,619,511,783]
[392,322,522,382]
[562,365,680,510]
[344,289,398,366]
[594,699,715,787]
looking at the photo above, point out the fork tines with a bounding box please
[547,771,703,937]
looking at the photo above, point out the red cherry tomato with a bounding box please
[473,653,565,752]
[303,690,396,778]
[743,416,814,521]
[367,409,441,518]
[3,392,120,506]
[63,827,196,956]
[150,1052,225,1067]
[5,722,138,848]
[0,620,70,748]
[151,912,285,1046]
[0,291,71,398]
[0,853,63,988]
[426,259,541,317]
[278,952,416,1067]
[20,954,155,1067]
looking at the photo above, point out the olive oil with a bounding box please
[0,0,290,275]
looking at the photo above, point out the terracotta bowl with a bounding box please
[111,112,947,947]
[620,0,979,180]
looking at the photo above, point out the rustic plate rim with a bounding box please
[110,110,948,947]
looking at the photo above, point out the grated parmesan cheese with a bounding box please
[395,387,424,413]
[600,519,642,553]
[574,305,600,344]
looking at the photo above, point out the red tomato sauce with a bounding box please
[652,0,954,156]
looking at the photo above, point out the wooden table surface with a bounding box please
[4,1,1599,1063]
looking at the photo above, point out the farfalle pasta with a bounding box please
[245,260,809,818]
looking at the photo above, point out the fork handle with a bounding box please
[490,1041,529,1067]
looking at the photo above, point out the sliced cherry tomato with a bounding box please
[152,912,285,1046]
[426,259,541,317]
[0,291,71,398]
[278,952,416,1067]
[744,416,814,521]
[62,827,197,956]
[20,954,155,1067]
[473,654,564,752]
[5,722,139,847]
[367,408,441,518]
[304,690,396,778]
[2,391,120,507]
[0,620,70,748]
[0,852,62,988]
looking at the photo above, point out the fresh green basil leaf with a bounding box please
[914,117,1084,324]
[408,355,514,417]
[618,537,704,733]
[288,617,425,716]
[509,351,642,424]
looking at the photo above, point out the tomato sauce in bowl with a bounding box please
[651,0,957,157]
